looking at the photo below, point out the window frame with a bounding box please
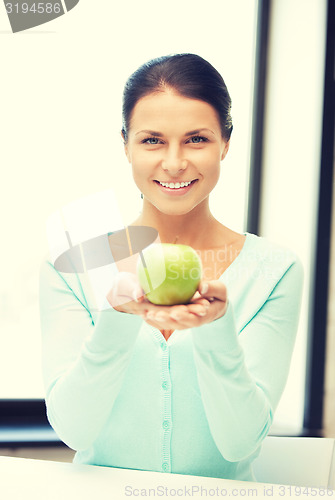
[302,0,335,437]
[0,400,60,447]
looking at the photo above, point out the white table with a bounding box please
[0,455,334,499]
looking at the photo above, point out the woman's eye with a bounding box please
[141,135,208,145]
[189,136,208,144]
[142,137,160,145]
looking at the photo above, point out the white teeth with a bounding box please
[158,181,192,189]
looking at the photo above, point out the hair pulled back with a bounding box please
[121,53,233,143]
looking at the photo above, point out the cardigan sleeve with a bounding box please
[39,260,142,451]
[191,255,304,462]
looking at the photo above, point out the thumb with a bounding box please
[132,282,145,303]
[198,280,227,303]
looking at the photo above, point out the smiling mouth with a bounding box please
[154,179,198,189]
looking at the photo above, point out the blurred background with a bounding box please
[0,0,334,462]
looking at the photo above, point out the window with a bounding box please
[259,0,328,435]
[0,0,258,402]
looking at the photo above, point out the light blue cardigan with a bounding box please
[39,232,304,481]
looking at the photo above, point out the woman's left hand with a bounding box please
[143,280,228,331]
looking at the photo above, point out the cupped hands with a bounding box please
[106,272,228,331]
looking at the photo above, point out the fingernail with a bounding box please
[200,283,208,294]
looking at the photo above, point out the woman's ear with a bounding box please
[121,131,131,163]
[221,140,230,161]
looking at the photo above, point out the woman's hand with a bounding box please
[142,281,228,331]
[106,272,228,331]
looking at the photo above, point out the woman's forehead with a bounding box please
[129,92,221,133]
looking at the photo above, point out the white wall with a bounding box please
[0,1,257,397]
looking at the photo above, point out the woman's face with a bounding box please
[123,90,229,216]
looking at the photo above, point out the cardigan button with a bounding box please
[162,462,169,472]
[162,381,168,390]
[162,420,170,430]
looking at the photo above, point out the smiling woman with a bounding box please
[121,54,232,240]
[39,53,304,481]
[124,91,229,219]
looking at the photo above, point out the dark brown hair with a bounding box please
[121,53,233,143]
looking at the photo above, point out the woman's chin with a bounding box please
[152,202,199,217]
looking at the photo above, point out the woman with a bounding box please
[40,53,304,481]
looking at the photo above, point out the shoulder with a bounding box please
[39,256,86,290]
[244,233,304,290]
[227,233,304,332]
[244,232,303,276]
[39,256,95,311]
[39,256,118,315]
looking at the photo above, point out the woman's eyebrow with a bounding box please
[135,128,215,136]
[135,130,164,137]
[185,128,215,136]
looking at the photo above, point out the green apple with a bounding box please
[137,243,202,305]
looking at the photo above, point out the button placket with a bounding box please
[161,340,172,473]
[145,323,173,473]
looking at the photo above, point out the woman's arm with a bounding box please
[39,260,142,451]
[191,256,304,462]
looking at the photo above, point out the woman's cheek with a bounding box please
[132,160,154,190]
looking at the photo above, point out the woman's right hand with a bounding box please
[106,272,147,315]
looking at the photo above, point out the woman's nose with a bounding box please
[161,147,187,174]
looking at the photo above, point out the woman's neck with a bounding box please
[131,199,227,249]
